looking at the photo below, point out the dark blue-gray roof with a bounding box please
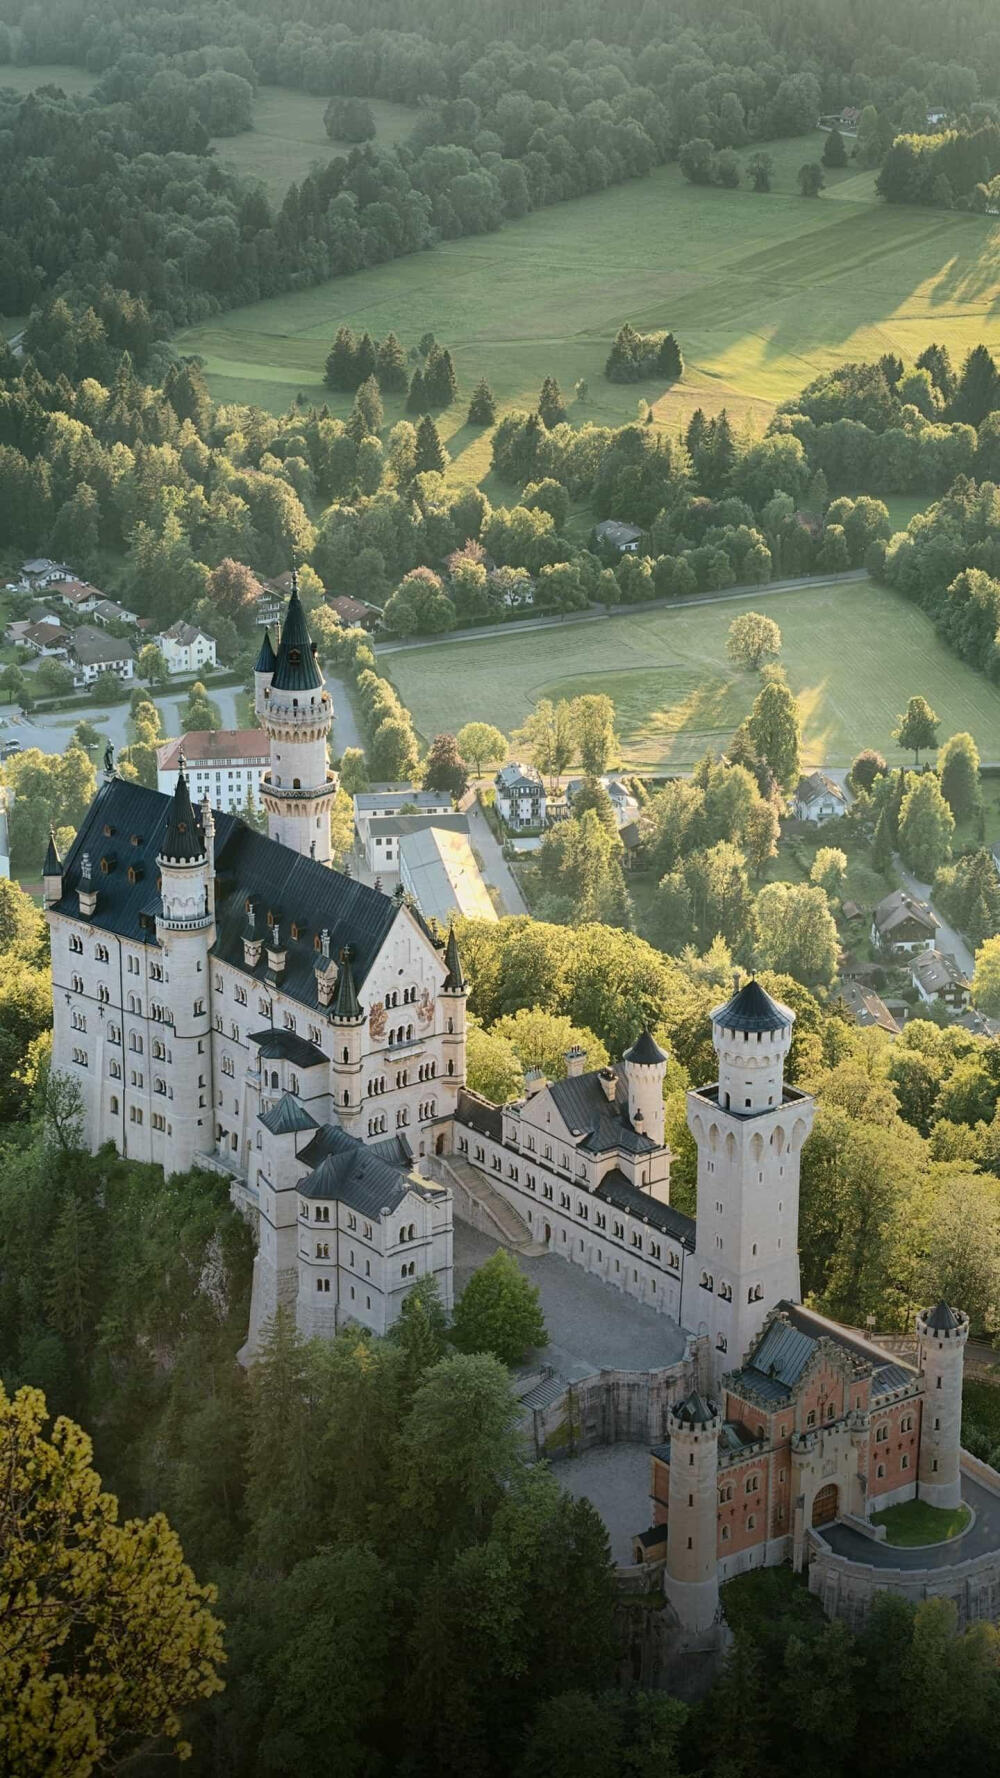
[727,1302,918,1407]
[623,1029,668,1066]
[296,1124,426,1218]
[51,778,402,1009]
[549,1064,656,1156]
[250,1029,327,1068]
[270,580,323,692]
[259,1093,319,1136]
[596,1168,694,1247]
[713,978,792,1034]
[924,1300,962,1331]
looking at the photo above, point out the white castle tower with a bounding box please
[682,977,814,1382]
[664,1392,721,1633]
[915,1301,969,1509]
[154,768,216,1171]
[623,1029,668,1148]
[258,575,337,862]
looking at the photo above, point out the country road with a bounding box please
[374,568,867,656]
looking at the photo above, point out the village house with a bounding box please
[495,762,546,831]
[69,626,136,687]
[837,980,901,1036]
[19,558,74,589]
[911,949,971,1011]
[157,622,217,676]
[353,790,453,873]
[566,774,641,830]
[49,579,103,614]
[792,771,848,824]
[156,730,270,815]
[398,823,497,925]
[328,594,379,629]
[594,519,643,555]
[871,888,937,956]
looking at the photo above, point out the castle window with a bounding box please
[747,1515,756,1531]
[716,1335,727,1352]
[807,1410,816,1427]
[109,1060,121,1080]
[110,1095,118,1113]
[129,1107,143,1125]
[69,934,83,954]
[96,944,109,962]
[876,1463,885,1479]
[901,1454,910,1470]
[152,1112,166,1132]
[745,1476,758,1494]
[901,1414,913,1433]
[193,998,205,1016]
[876,1424,888,1443]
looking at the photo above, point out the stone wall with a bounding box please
[807,1454,1000,1630]
[525,1350,703,1459]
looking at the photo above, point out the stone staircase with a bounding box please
[429,1153,547,1255]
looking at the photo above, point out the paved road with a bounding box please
[326,674,365,756]
[895,855,975,978]
[462,792,529,916]
[375,569,867,656]
[4,683,246,758]
[820,1475,1000,1569]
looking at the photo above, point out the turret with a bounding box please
[916,1300,969,1509]
[712,975,793,1116]
[664,1392,721,1633]
[254,626,276,719]
[154,767,214,1172]
[682,975,814,1386]
[259,573,337,863]
[440,924,467,1095]
[331,948,365,1131]
[623,1029,668,1148]
[43,827,63,909]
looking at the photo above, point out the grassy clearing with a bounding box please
[211,87,418,203]
[386,579,1000,770]
[0,62,95,97]
[178,126,1000,490]
[870,1499,970,1546]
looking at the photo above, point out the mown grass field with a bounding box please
[178,127,1000,488]
[210,87,418,202]
[386,579,1000,770]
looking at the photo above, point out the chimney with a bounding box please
[523,1067,546,1099]
[598,1067,617,1103]
[267,921,286,982]
[564,1045,586,1078]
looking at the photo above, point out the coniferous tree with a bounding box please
[538,375,566,428]
[871,805,894,875]
[375,331,408,393]
[467,378,497,425]
[325,325,358,391]
[424,345,458,408]
[414,414,448,474]
[348,374,384,442]
[917,342,957,402]
[406,367,426,414]
[354,331,378,384]
[822,126,848,167]
[953,344,1000,426]
[657,332,683,379]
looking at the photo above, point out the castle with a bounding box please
[46,582,972,1628]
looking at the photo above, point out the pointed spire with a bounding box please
[43,826,62,877]
[270,571,322,692]
[254,626,276,674]
[443,924,465,993]
[333,950,361,1020]
[161,768,205,863]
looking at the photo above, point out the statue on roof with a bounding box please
[103,740,115,777]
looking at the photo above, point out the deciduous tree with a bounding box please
[452,1251,547,1367]
[727,610,782,670]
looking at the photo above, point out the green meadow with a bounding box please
[210,87,419,202]
[178,126,1000,488]
[385,580,1000,771]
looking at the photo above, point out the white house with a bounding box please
[157,622,217,676]
[69,627,136,687]
[20,559,74,589]
[495,762,546,831]
[792,771,848,824]
[566,774,640,829]
[354,790,452,872]
[156,730,270,814]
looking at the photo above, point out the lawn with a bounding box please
[177,127,1000,490]
[386,579,1000,771]
[870,1499,970,1546]
[211,87,419,204]
[0,62,95,97]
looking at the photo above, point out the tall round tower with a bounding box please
[154,769,216,1172]
[916,1300,969,1509]
[623,1029,668,1147]
[260,576,337,863]
[664,1392,721,1633]
[713,976,793,1116]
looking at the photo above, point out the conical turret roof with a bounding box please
[624,1029,668,1065]
[713,977,791,1034]
[271,574,322,692]
[333,954,361,1019]
[673,1391,718,1427]
[443,924,465,992]
[924,1300,961,1331]
[161,770,205,862]
[254,627,276,673]
[43,827,62,876]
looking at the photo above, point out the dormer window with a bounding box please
[130,833,141,846]
[103,823,113,837]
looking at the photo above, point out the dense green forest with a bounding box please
[1,0,997,322]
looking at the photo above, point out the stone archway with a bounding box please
[811,1483,839,1527]
[435,1133,446,1156]
[544,1221,552,1246]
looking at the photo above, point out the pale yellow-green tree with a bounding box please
[465,1018,525,1105]
[492,1006,610,1080]
[972,934,1000,1018]
[726,610,781,670]
[0,1383,225,1777]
